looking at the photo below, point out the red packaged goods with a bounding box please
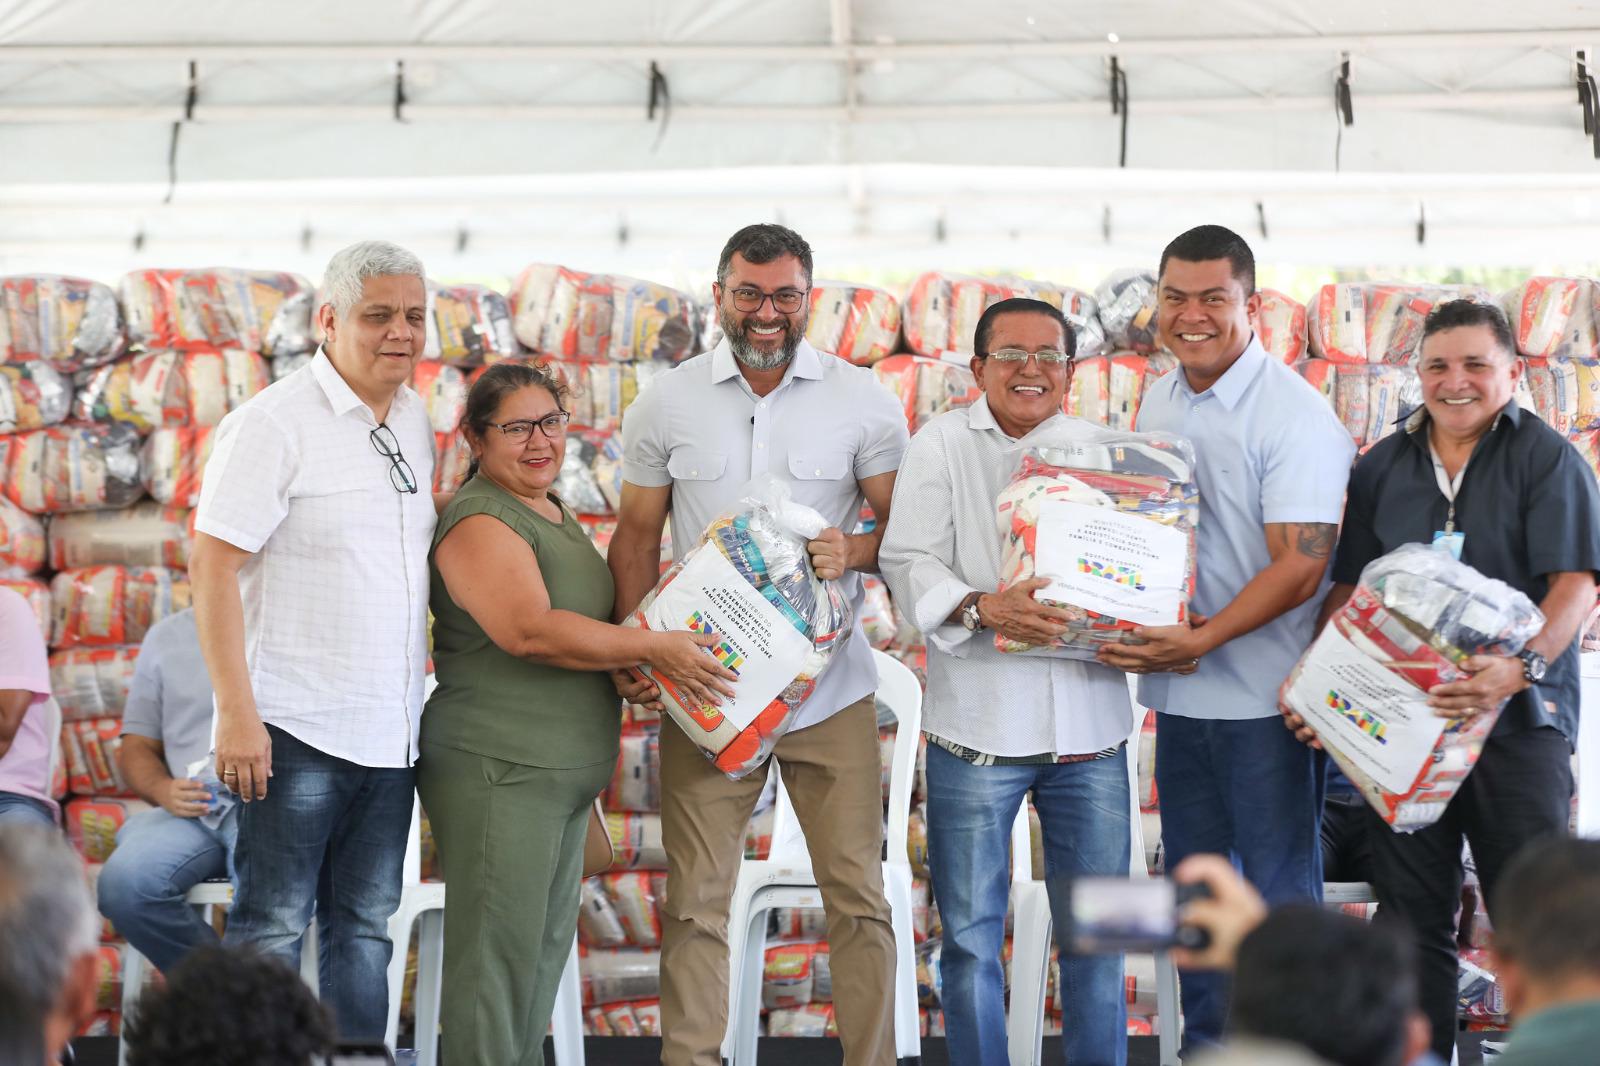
[0,495,45,576]
[622,477,851,780]
[92,946,123,1013]
[872,353,981,433]
[66,797,151,863]
[62,717,132,796]
[119,269,315,356]
[0,361,73,431]
[1137,708,1158,811]
[805,282,902,365]
[140,426,214,508]
[0,424,145,514]
[578,947,661,1006]
[1251,288,1308,364]
[1294,360,1419,447]
[431,431,471,493]
[1507,276,1599,360]
[603,871,662,948]
[47,502,192,571]
[994,424,1199,660]
[75,348,269,430]
[0,274,125,372]
[409,360,469,434]
[1064,354,1110,424]
[427,283,515,365]
[510,264,699,363]
[1524,358,1600,432]
[604,812,667,870]
[1309,283,1493,366]
[50,565,191,648]
[50,646,140,721]
[903,273,1106,358]
[763,942,821,1010]
[1,577,51,641]
[767,1004,834,1037]
[1106,354,1152,432]
[1280,544,1542,831]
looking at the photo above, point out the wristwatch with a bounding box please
[1518,648,1547,685]
[960,593,986,633]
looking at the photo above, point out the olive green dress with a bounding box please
[416,474,622,1066]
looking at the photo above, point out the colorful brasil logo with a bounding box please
[686,611,745,675]
[1327,690,1387,745]
[1077,556,1146,592]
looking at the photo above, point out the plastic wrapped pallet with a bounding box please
[1094,270,1162,355]
[1505,277,1599,360]
[51,646,141,722]
[903,273,1106,358]
[0,495,46,576]
[61,718,132,796]
[872,353,981,433]
[2,577,51,641]
[74,348,269,430]
[510,264,699,363]
[50,565,191,648]
[0,424,144,514]
[427,284,516,364]
[0,361,73,431]
[1280,544,1542,831]
[1308,283,1492,366]
[48,502,192,571]
[993,423,1198,660]
[622,476,852,779]
[140,426,214,508]
[1250,288,1309,364]
[0,275,125,372]
[804,281,902,365]
[119,269,315,356]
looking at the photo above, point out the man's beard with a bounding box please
[722,307,805,371]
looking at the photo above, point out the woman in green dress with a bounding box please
[417,362,735,1065]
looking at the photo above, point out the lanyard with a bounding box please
[1429,440,1469,534]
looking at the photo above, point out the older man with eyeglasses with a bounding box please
[189,240,437,1042]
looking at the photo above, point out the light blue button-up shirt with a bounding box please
[1134,335,1355,720]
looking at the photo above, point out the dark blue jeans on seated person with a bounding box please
[1154,712,1326,1053]
[0,791,56,827]
[925,742,1131,1066]
[223,724,414,1041]
[98,806,237,973]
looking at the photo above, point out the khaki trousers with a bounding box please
[658,695,896,1066]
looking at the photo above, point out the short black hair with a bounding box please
[1158,224,1256,295]
[973,297,1075,358]
[124,946,335,1066]
[1422,298,1516,360]
[716,224,814,288]
[1230,905,1417,1066]
[1494,837,1600,980]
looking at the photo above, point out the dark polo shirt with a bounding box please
[1332,400,1600,745]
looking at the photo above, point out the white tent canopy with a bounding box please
[3,1,1599,273]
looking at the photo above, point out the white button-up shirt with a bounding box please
[195,351,436,767]
[879,398,1134,757]
[620,338,908,731]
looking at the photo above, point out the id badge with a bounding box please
[1432,530,1464,560]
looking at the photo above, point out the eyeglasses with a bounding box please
[986,348,1074,367]
[369,424,419,494]
[728,287,808,314]
[488,411,571,444]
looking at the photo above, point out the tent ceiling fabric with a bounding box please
[2,0,1599,184]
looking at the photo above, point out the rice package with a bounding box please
[50,565,191,648]
[872,354,981,433]
[1251,288,1308,363]
[606,722,660,812]
[1,577,51,641]
[51,647,141,721]
[510,264,699,363]
[578,879,629,949]
[74,348,269,430]
[1094,270,1162,355]
[427,284,516,365]
[61,718,133,796]
[605,812,667,870]
[0,275,125,372]
[48,502,192,571]
[0,496,45,576]
[1065,355,1110,424]
[0,424,144,514]
[562,361,661,432]
[1294,361,1420,447]
[140,426,214,507]
[579,948,661,1005]
[1309,283,1492,366]
[66,797,152,863]
[1522,359,1581,435]
[993,423,1198,659]
[902,273,1106,358]
[805,282,902,365]
[622,476,851,779]
[1280,543,1542,831]
[764,943,821,1009]
[0,362,73,431]
[119,269,315,356]
[604,872,662,948]
[409,361,468,434]
[1506,277,1599,360]
[432,431,472,493]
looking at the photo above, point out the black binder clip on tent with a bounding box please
[162,60,198,205]
[648,61,672,150]
[1333,53,1354,172]
[1577,51,1600,159]
[1108,56,1129,168]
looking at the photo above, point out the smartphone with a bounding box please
[1053,875,1212,955]
[324,1045,396,1066]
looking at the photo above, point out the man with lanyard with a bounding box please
[1284,299,1600,1061]
[609,223,908,1066]
[1100,224,1356,1050]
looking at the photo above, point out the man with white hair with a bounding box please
[0,824,101,1066]
[190,240,436,1039]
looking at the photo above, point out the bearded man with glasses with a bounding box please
[189,241,438,1042]
[610,223,909,1066]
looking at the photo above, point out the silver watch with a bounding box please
[961,596,985,632]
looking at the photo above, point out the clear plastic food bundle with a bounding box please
[74,348,269,430]
[0,275,125,372]
[1070,352,1164,430]
[50,565,192,648]
[431,431,471,493]
[0,495,46,576]
[120,269,316,356]
[1280,544,1543,832]
[902,272,1107,358]
[408,360,468,434]
[140,426,214,507]
[993,424,1198,659]
[1308,283,1492,366]
[61,717,133,796]
[1,577,51,641]
[872,354,981,433]
[48,501,192,571]
[0,362,74,431]
[554,433,612,517]
[1295,360,1421,446]
[805,281,903,365]
[427,283,516,364]
[622,476,851,779]
[1094,270,1162,355]
[1504,276,1599,360]
[510,264,699,363]
[1251,288,1309,364]
[1521,358,1600,435]
[0,424,145,514]
[51,646,141,721]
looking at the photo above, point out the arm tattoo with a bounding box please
[1294,523,1337,561]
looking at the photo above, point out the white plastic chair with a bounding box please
[1006,684,1181,1066]
[722,648,924,1065]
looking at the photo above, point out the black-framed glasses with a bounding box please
[489,411,570,444]
[728,286,808,314]
[986,347,1075,367]
[369,424,419,494]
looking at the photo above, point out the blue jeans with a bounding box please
[0,791,55,827]
[1153,713,1326,1052]
[98,806,237,974]
[925,743,1131,1066]
[223,724,414,1041]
